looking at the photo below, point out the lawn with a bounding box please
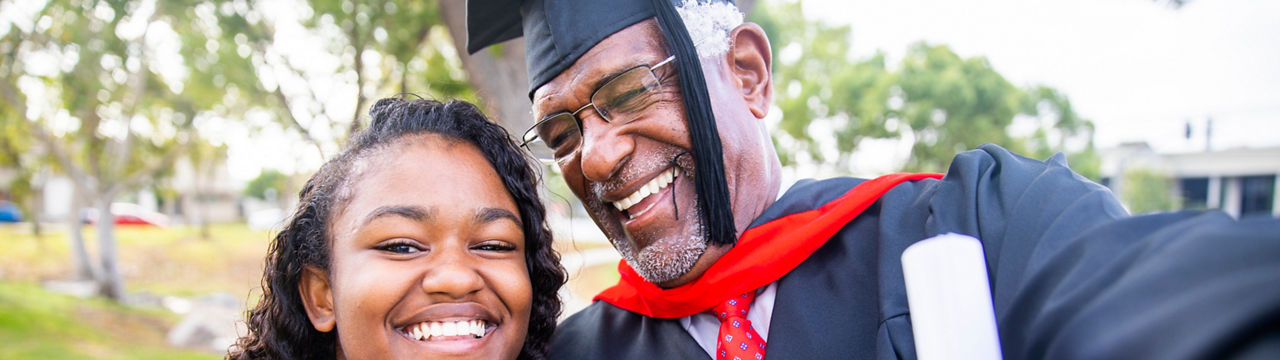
[0,219,622,356]
[0,223,271,357]
[0,223,271,297]
[0,281,219,359]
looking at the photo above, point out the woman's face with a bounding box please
[300,135,532,360]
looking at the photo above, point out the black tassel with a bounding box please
[649,0,737,246]
[670,150,689,218]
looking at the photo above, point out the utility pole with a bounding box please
[1205,116,1213,152]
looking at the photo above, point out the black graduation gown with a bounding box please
[548,144,1280,360]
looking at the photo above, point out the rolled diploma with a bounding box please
[901,233,1003,360]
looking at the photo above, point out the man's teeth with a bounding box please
[409,319,488,341]
[612,168,678,212]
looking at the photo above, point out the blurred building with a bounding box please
[1100,142,1280,218]
[164,157,242,224]
[27,157,242,225]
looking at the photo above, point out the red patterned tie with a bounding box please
[711,292,767,360]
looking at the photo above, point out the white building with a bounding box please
[1100,142,1280,218]
[15,157,244,225]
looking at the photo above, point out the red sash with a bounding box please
[593,172,944,318]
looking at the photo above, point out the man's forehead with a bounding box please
[532,21,667,114]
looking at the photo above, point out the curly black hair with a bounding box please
[228,98,566,360]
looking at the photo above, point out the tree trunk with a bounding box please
[30,182,43,237]
[438,0,533,134]
[348,25,368,139]
[199,201,211,240]
[67,185,96,281]
[190,164,207,240]
[197,164,211,240]
[94,196,125,301]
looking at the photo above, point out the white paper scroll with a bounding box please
[902,233,1003,360]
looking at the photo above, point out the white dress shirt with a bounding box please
[679,283,777,359]
[680,181,791,358]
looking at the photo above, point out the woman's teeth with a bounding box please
[612,168,678,214]
[408,319,488,341]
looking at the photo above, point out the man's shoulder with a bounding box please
[550,301,705,359]
[751,177,867,228]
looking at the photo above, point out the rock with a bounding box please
[41,280,99,298]
[166,292,245,353]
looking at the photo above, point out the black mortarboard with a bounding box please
[466,0,739,247]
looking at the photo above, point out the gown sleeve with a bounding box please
[929,143,1280,360]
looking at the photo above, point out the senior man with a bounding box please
[467,0,1280,359]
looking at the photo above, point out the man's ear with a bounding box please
[727,22,773,119]
[298,266,336,332]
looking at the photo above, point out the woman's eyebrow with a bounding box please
[474,207,521,226]
[363,205,433,225]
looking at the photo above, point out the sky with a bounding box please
[218,0,1279,184]
[12,0,1273,185]
[804,0,1280,154]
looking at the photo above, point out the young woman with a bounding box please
[228,98,566,360]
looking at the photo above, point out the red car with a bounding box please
[83,203,170,227]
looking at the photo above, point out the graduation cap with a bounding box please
[466,0,739,247]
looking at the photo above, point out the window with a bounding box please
[1240,175,1275,217]
[1178,177,1209,209]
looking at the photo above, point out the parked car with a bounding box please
[247,207,286,231]
[0,201,22,223]
[83,203,170,227]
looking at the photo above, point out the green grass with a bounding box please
[0,223,272,358]
[0,281,218,359]
[0,220,622,356]
[0,223,271,297]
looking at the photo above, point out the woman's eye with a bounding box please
[473,241,517,252]
[377,242,422,254]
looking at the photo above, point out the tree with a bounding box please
[751,1,1098,177]
[751,0,895,167]
[896,43,1017,172]
[243,168,288,201]
[0,99,50,237]
[0,0,252,300]
[1121,169,1178,214]
[208,0,476,160]
[437,0,532,133]
[184,136,228,240]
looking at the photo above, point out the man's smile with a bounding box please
[612,167,680,219]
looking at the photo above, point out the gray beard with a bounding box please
[611,204,707,283]
[585,146,707,284]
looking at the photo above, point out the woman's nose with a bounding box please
[420,247,484,299]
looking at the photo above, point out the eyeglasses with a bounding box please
[522,55,678,162]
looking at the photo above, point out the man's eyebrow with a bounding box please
[474,207,521,226]
[584,60,649,99]
[363,205,433,225]
[537,62,639,122]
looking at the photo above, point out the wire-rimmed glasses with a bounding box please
[521,55,677,162]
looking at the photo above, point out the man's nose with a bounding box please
[578,110,634,183]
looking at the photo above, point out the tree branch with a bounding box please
[28,124,93,195]
[111,11,158,182]
[111,140,190,195]
[246,21,328,158]
[347,22,367,138]
[270,83,328,158]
